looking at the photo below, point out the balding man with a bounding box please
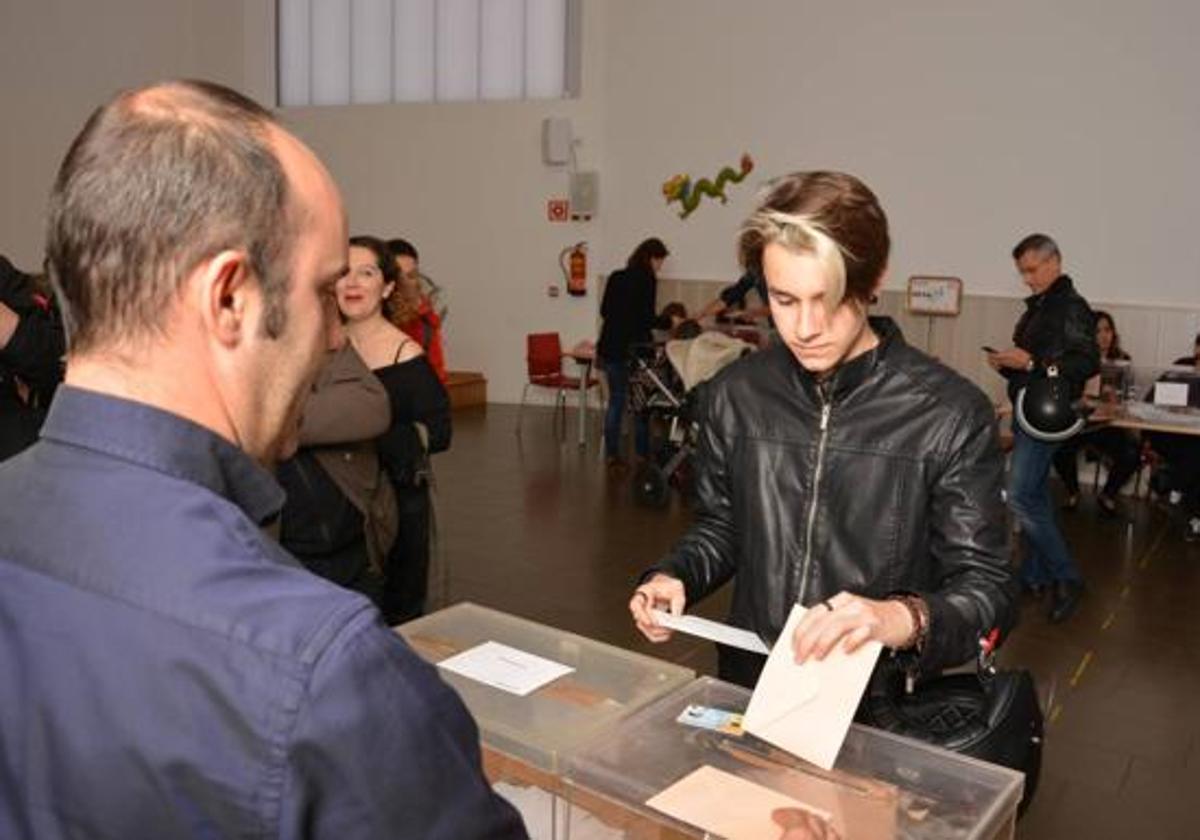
[0,81,525,839]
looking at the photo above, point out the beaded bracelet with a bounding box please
[889,594,929,652]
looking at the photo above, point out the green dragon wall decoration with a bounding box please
[662,153,754,219]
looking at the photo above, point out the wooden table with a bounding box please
[1105,403,1200,437]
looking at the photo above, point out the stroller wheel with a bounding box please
[633,462,670,508]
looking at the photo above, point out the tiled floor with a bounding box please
[432,404,1200,839]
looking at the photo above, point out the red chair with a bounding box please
[516,332,600,438]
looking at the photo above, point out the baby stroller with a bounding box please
[628,331,755,507]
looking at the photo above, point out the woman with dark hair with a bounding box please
[1052,310,1140,517]
[338,235,451,624]
[597,237,668,469]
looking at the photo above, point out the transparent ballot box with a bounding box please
[563,677,1024,840]
[396,602,694,780]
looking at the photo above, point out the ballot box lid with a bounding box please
[396,602,694,774]
[563,676,1024,840]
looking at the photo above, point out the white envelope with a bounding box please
[742,604,882,770]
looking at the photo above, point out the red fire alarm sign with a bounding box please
[547,198,569,222]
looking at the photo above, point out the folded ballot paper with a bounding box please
[649,609,769,655]
[742,604,882,770]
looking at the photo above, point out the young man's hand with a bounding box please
[629,573,686,643]
[790,591,916,663]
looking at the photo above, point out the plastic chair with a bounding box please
[516,332,600,437]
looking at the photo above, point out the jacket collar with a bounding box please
[1025,274,1074,308]
[780,315,904,403]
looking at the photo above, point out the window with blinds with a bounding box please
[278,0,578,106]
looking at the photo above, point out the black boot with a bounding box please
[1048,580,1084,624]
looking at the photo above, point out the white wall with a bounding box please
[0,0,263,266]
[601,0,1200,311]
[280,0,610,406]
[4,0,1198,403]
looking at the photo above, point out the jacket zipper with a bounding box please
[797,391,832,604]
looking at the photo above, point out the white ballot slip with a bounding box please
[437,641,574,696]
[742,604,882,770]
[646,764,831,840]
[650,609,770,655]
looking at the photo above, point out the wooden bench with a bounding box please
[445,370,487,409]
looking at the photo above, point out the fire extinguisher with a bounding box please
[560,242,587,296]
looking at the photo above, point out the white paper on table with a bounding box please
[1154,381,1190,407]
[650,609,769,655]
[742,604,882,770]
[437,641,574,696]
[645,764,832,840]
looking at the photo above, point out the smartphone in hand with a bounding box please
[981,345,998,354]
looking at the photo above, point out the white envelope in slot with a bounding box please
[743,604,882,770]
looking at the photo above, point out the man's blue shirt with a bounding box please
[0,386,525,839]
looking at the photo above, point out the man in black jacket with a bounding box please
[0,255,64,461]
[987,234,1098,623]
[629,172,1016,689]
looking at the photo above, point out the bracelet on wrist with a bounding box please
[889,594,929,652]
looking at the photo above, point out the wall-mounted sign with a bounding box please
[547,198,569,222]
[907,276,963,316]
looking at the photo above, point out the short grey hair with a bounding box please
[1011,233,1061,262]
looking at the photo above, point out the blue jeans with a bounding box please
[602,359,649,458]
[1009,426,1081,585]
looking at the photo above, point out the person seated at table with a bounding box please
[653,301,706,341]
[1051,310,1140,517]
[655,301,688,333]
[387,238,447,383]
[1146,333,1200,541]
[698,268,771,322]
[597,237,668,470]
[1173,331,1200,367]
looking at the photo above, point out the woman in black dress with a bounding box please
[337,235,450,624]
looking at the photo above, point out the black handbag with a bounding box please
[860,655,1043,816]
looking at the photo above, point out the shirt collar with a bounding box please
[40,386,285,526]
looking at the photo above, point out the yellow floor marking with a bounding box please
[1101,612,1117,631]
[1048,703,1063,725]
[1069,651,1093,688]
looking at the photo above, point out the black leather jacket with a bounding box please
[653,318,1016,684]
[1003,275,1098,401]
[1,256,64,461]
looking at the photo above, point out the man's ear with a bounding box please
[199,250,255,347]
[868,266,888,305]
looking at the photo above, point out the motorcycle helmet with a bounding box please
[1015,364,1085,442]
